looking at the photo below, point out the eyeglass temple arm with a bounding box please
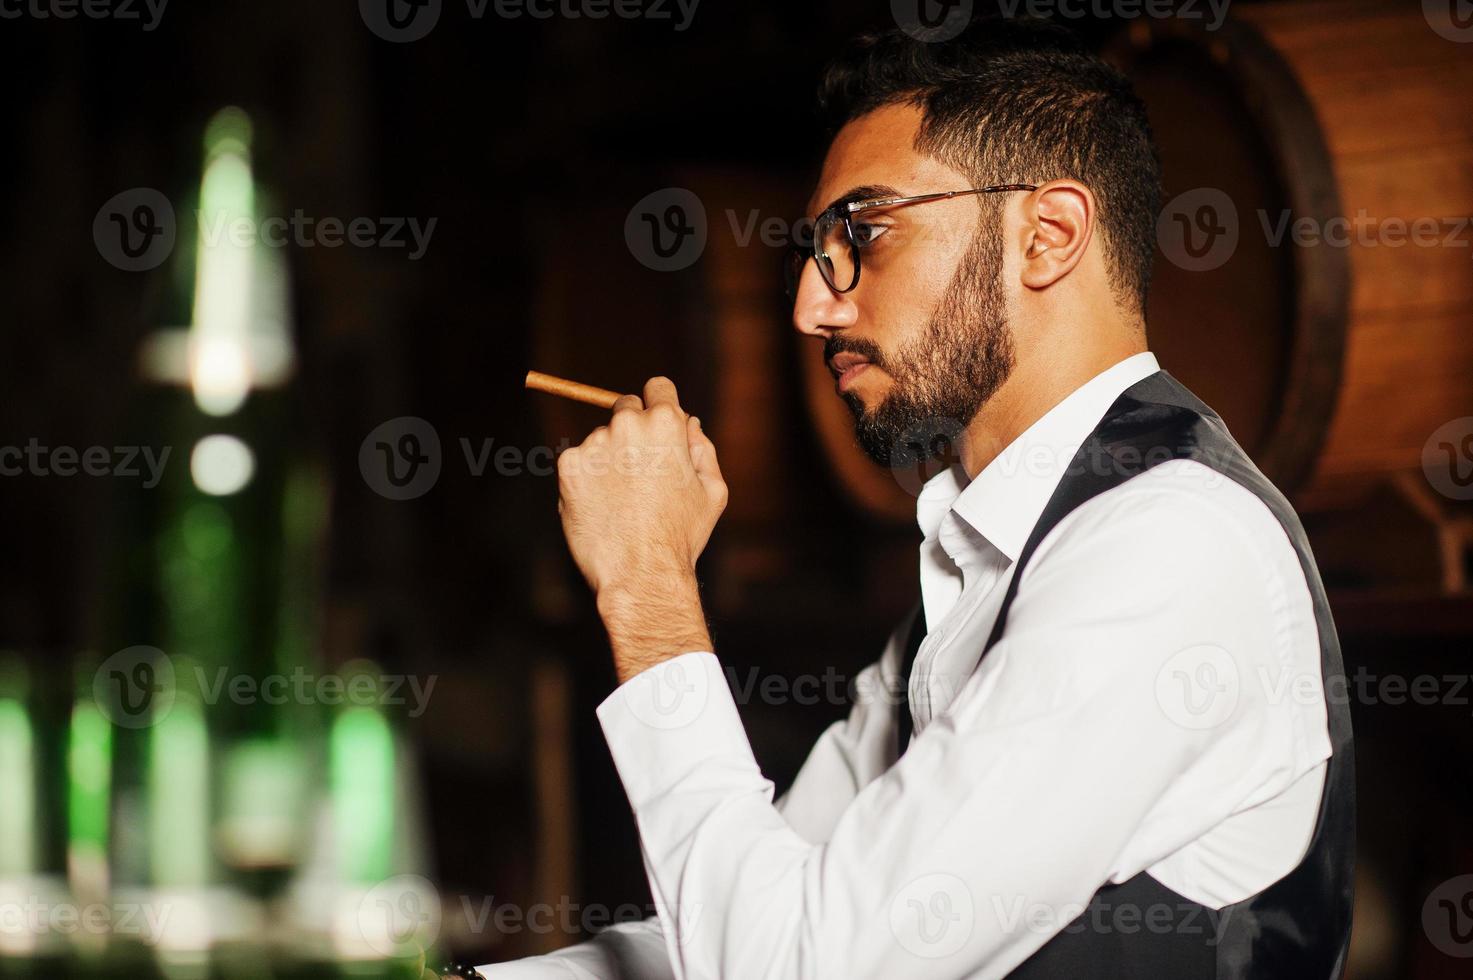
[844,184,1039,213]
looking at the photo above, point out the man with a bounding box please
[484,17,1353,979]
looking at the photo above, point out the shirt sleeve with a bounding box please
[771,621,907,841]
[477,621,911,978]
[474,917,672,979]
[592,477,1329,980]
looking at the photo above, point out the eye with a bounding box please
[850,220,890,248]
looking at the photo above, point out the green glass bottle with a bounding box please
[0,652,73,979]
[99,105,318,980]
[277,658,436,980]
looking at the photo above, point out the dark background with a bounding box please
[1,0,1469,976]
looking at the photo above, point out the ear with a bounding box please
[1019,180,1095,291]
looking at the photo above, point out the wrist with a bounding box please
[597,570,712,684]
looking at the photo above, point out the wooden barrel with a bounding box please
[800,0,1473,521]
[1120,0,1473,507]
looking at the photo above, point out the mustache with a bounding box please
[823,335,889,374]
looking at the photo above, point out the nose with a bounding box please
[790,259,858,339]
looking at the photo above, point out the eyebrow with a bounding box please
[814,183,901,217]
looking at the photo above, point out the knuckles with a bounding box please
[555,448,577,481]
[646,403,681,427]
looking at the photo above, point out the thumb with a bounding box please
[687,416,727,503]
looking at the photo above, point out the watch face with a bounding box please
[440,965,486,980]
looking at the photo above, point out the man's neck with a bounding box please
[959,334,1148,479]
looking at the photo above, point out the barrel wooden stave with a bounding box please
[1105,1,1473,508]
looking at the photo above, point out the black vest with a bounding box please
[895,371,1355,979]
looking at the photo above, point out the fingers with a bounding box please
[594,378,703,477]
[688,416,720,474]
[631,377,689,460]
[687,416,728,509]
[611,393,644,415]
[642,376,682,413]
[686,414,707,455]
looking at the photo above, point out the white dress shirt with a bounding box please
[483,352,1333,979]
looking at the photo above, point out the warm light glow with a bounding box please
[190,336,252,416]
[144,106,294,397]
[190,434,255,496]
[217,738,304,870]
[148,700,210,888]
[0,698,36,878]
[67,698,112,895]
[189,144,255,416]
[330,702,395,884]
[203,105,253,160]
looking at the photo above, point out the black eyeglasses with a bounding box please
[782,184,1038,300]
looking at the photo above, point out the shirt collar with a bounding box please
[915,352,1161,564]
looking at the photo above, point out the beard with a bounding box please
[827,221,1015,468]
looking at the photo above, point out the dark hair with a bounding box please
[816,17,1162,314]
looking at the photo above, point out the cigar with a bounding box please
[524,370,625,410]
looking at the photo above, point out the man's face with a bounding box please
[792,103,1015,467]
